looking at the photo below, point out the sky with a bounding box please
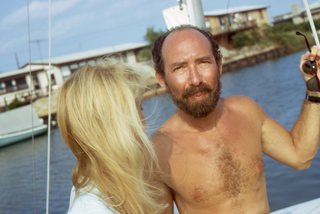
[0,0,317,73]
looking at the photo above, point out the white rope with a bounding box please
[45,0,52,213]
[27,1,37,213]
[302,0,320,46]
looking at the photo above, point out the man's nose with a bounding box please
[188,66,202,86]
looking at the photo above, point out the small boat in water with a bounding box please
[271,197,320,214]
[0,104,47,147]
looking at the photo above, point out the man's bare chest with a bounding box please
[163,130,265,205]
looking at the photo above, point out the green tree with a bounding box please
[232,29,261,48]
[232,32,251,48]
[136,48,152,62]
[263,24,308,51]
[144,26,165,43]
[138,26,165,61]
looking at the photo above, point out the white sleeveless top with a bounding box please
[68,186,116,214]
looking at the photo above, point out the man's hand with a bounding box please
[300,46,320,93]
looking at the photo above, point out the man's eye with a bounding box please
[173,64,187,72]
[173,66,182,71]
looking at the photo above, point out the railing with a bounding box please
[0,88,48,109]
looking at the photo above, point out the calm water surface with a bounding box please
[1,50,320,213]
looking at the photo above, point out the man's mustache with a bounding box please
[182,83,212,99]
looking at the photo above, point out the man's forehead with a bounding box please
[162,30,212,56]
[165,28,204,42]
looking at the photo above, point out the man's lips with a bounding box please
[188,91,208,99]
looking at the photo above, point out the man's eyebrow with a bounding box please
[169,56,213,69]
[170,61,186,68]
[196,56,213,61]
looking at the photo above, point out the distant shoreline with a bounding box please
[222,45,290,73]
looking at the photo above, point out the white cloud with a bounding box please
[51,0,82,16]
[0,35,28,54]
[51,13,95,39]
[1,0,81,25]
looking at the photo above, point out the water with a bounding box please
[0,131,74,213]
[1,50,320,213]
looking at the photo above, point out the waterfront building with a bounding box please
[0,42,150,111]
[273,1,320,25]
[204,5,269,49]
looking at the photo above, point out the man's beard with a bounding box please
[167,80,221,118]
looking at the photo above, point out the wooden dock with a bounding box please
[222,46,288,73]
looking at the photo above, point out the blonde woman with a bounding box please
[57,60,165,214]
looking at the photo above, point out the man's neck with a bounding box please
[176,100,223,132]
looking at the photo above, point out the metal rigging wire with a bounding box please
[27,0,37,213]
[46,0,53,213]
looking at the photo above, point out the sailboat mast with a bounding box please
[183,0,206,28]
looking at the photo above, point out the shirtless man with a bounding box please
[151,25,320,213]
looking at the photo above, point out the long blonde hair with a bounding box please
[57,60,164,213]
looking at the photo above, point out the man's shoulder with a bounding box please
[223,95,265,119]
[151,125,178,153]
[151,129,172,145]
[224,95,257,105]
[151,113,179,142]
[224,95,261,110]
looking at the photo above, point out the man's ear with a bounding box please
[219,59,223,75]
[156,71,165,87]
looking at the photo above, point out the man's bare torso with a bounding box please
[153,97,270,214]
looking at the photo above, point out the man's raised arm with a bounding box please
[262,46,320,169]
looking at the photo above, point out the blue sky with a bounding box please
[0,0,316,73]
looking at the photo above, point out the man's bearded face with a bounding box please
[166,78,221,118]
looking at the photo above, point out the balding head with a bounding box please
[152,25,222,77]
